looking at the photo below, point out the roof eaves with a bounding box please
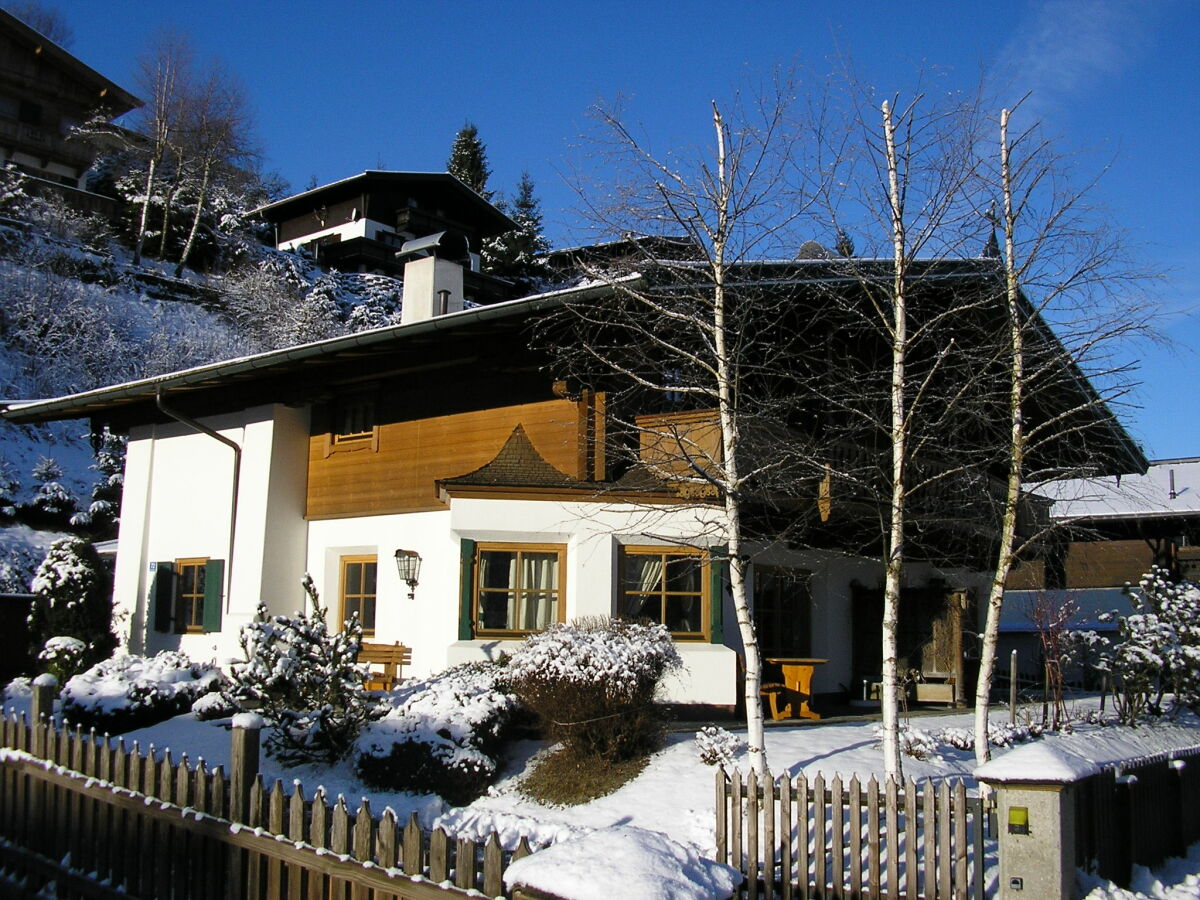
[2,276,638,423]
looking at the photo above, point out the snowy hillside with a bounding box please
[0,177,405,591]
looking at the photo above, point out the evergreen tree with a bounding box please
[483,171,551,291]
[70,428,126,535]
[30,457,75,520]
[27,537,117,671]
[447,121,492,198]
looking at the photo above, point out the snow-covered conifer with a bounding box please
[71,428,126,533]
[26,536,116,671]
[30,456,76,520]
[225,575,375,765]
[447,121,492,198]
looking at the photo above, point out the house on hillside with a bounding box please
[253,171,517,305]
[3,196,1147,712]
[1002,458,1200,680]
[0,9,141,215]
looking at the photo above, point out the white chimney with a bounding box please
[399,231,468,325]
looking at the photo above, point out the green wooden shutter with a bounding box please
[152,562,175,632]
[202,559,225,633]
[458,539,477,640]
[709,545,727,645]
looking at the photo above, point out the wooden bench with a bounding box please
[358,641,411,691]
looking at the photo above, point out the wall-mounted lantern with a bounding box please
[394,549,422,600]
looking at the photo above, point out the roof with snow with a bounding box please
[252,170,515,236]
[1034,458,1200,523]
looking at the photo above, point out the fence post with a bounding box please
[229,712,262,824]
[30,674,57,758]
[978,749,1095,900]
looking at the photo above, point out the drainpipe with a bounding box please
[156,387,240,608]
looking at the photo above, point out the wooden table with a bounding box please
[764,658,827,720]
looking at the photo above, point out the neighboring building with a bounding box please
[4,221,1146,712]
[0,9,141,212]
[1002,459,1200,680]
[254,171,517,304]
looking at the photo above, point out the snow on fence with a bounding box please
[1073,746,1200,888]
[0,696,538,899]
[716,767,995,900]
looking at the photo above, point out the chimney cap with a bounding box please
[397,230,470,263]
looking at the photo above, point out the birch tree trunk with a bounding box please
[709,103,767,773]
[975,108,1024,763]
[176,159,212,277]
[881,99,906,780]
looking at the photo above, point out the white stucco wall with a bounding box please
[111,404,309,665]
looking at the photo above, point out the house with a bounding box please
[253,171,517,305]
[1002,458,1200,680]
[0,8,141,215]
[3,194,1147,711]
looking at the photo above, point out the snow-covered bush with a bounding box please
[356,660,518,805]
[38,635,87,684]
[695,726,746,766]
[28,457,75,521]
[60,651,224,733]
[1091,568,1200,724]
[26,537,115,672]
[506,617,681,763]
[0,459,19,518]
[224,576,375,765]
[191,690,238,721]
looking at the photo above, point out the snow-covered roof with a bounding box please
[1,277,634,424]
[1033,458,1200,523]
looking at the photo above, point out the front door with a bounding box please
[754,567,812,658]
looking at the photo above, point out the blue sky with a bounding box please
[51,0,1199,460]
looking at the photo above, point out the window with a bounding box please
[471,543,565,636]
[340,555,377,635]
[152,558,224,634]
[176,558,207,632]
[620,546,709,639]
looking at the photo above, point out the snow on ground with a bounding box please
[7,689,1200,897]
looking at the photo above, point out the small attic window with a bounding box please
[326,392,379,455]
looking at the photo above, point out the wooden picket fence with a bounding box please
[0,696,540,899]
[716,768,995,899]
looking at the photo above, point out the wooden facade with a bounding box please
[307,396,605,519]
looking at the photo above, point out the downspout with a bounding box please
[156,387,240,609]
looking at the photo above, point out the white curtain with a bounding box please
[519,553,557,630]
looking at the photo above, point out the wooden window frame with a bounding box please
[619,545,710,641]
[175,557,208,634]
[339,554,378,636]
[472,542,567,638]
[324,391,380,456]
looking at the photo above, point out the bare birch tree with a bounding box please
[130,30,193,267]
[553,79,817,773]
[174,62,257,276]
[971,103,1153,763]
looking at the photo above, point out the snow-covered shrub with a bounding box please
[3,675,32,707]
[695,726,746,766]
[28,457,75,521]
[1091,568,1200,724]
[191,691,237,721]
[0,459,19,518]
[934,721,1044,751]
[0,543,38,593]
[38,635,87,684]
[506,617,682,763]
[224,576,374,766]
[356,660,518,805]
[26,537,116,672]
[60,651,224,733]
